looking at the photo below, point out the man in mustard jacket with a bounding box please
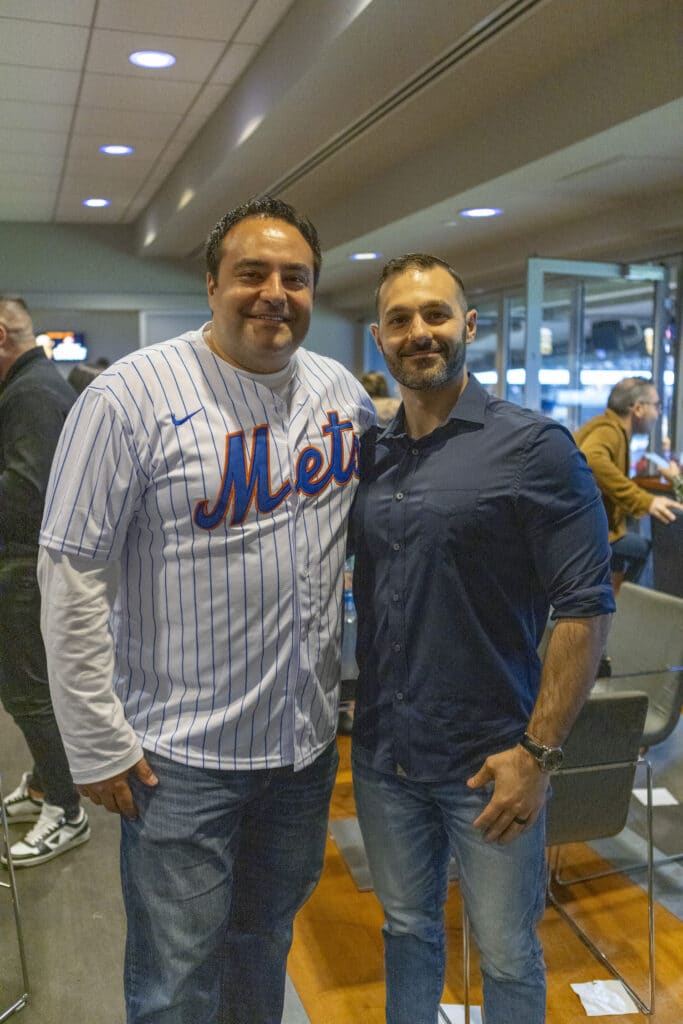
[575,376,682,592]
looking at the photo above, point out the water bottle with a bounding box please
[341,560,358,680]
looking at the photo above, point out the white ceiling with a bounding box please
[1,0,682,312]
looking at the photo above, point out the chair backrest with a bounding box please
[545,692,648,847]
[603,583,683,746]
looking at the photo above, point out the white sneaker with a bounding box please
[3,771,44,823]
[2,803,90,868]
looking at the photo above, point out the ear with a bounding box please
[464,309,477,346]
[370,323,383,354]
[206,272,216,305]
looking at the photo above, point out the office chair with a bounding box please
[593,582,683,873]
[0,772,29,1020]
[545,692,654,1015]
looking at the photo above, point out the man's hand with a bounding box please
[78,756,158,819]
[648,494,683,524]
[467,745,549,844]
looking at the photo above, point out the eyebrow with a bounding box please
[384,301,453,316]
[233,258,312,277]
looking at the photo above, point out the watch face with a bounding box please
[542,748,564,772]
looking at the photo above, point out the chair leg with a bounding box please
[0,778,30,1021]
[462,903,470,1024]
[546,757,655,1015]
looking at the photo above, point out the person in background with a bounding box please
[575,377,683,593]
[67,362,104,395]
[38,197,375,1024]
[350,254,614,1024]
[0,295,90,867]
[360,370,401,426]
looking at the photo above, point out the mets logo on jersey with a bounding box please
[194,411,359,529]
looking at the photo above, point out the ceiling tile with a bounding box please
[72,105,181,140]
[79,72,200,114]
[0,172,63,192]
[0,151,64,176]
[69,133,168,162]
[0,19,89,70]
[3,129,69,158]
[0,1,95,24]
[62,155,153,187]
[86,27,226,83]
[95,0,252,42]
[235,0,296,45]
[211,43,258,85]
[54,195,123,222]
[0,100,73,132]
[0,65,81,105]
[0,192,56,220]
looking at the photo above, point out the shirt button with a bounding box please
[411,448,419,456]
[395,492,404,501]
[302,566,310,577]
[395,691,404,700]
[300,626,308,639]
[392,542,401,551]
[392,642,401,652]
[392,592,400,602]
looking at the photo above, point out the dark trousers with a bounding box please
[610,532,652,584]
[0,556,79,817]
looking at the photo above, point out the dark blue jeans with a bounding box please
[610,532,651,583]
[120,741,339,1024]
[353,744,547,1024]
[0,557,79,817]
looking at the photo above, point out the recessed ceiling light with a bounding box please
[459,207,503,218]
[82,198,110,208]
[100,144,135,156]
[350,252,382,261]
[129,50,176,69]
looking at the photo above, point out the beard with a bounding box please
[381,328,468,391]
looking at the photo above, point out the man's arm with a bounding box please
[38,547,157,818]
[578,425,657,519]
[467,615,610,843]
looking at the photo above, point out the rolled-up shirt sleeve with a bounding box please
[37,546,143,784]
[517,423,615,619]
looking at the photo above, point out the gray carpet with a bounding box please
[0,705,311,1024]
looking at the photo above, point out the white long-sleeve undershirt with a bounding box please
[37,547,143,784]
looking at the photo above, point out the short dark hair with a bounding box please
[374,254,468,314]
[607,376,655,415]
[205,195,322,286]
[360,371,390,398]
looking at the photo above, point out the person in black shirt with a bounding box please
[0,296,90,867]
[350,256,614,1024]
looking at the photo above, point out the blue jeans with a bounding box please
[610,532,651,583]
[352,745,547,1024]
[120,741,338,1024]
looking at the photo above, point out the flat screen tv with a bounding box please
[37,331,88,362]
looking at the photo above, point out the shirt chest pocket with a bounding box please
[420,488,481,555]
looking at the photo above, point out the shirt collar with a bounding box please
[379,372,487,441]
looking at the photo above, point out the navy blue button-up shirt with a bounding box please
[350,374,615,782]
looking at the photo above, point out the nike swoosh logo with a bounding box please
[171,408,203,427]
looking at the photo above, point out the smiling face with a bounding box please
[206,216,315,373]
[372,265,477,392]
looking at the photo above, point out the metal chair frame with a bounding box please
[0,773,29,1021]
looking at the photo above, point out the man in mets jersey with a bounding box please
[38,196,375,1023]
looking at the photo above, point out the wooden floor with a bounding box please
[288,736,683,1023]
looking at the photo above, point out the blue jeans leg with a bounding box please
[610,532,651,583]
[352,745,546,1024]
[121,742,338,1024]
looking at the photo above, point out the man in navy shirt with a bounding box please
[350,255,615,1024]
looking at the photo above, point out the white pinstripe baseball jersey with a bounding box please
[40,327,376,771]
